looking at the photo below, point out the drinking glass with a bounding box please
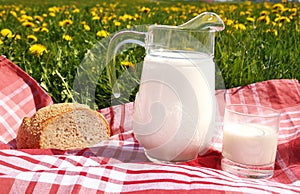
[221,104,281,179]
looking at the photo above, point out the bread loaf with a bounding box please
[16,103,110,150]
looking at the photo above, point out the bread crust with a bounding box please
[16,103,110,149]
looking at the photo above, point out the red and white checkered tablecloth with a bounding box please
[0,55,300,193]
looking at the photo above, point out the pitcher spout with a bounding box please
[179,12,225,32]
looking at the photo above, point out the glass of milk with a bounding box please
[221,104,281,179]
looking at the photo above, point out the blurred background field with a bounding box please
[0,0,299,109]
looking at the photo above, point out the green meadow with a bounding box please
[0,0,299,109]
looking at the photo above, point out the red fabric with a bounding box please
[0,56,299,193]
[0,56,52,148]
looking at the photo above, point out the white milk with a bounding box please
[133,51,216,162]
[222,123,278,166]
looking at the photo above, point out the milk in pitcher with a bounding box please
[133,51,216,162]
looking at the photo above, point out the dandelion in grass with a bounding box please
[64,10,70,15]
[19,15,34,22]
[246,17,255,23]
[83,24,90,31]
[275,16,291,27]
[72,8,80,13]
[29,44,47,57]
[225,19,234,26]
[27,34,38,42]
[119,14,135,22]
[48,6,61,13]
[257,15,270,25]
[272,3,285,13]
[14,34,21,40]
[266,29,278,36]
[63,34,72,41]
[121,61,134,67]
[275,16,291,23]
[1,28,13,38]
[96,30,109,38]
[114,20,121,27]
[59,19,73,27]
[260,10,270,16]
[140,6,150,13]
[49,12,55,17]
[10,10,17,17]
[34,15,44,23]
[234,23,246,31]
[34,27,46,33]
[20,10,26,15]
[22,21,35,27]
[92,15,100,20]
[289,8,297,17]
[0,40,3,45]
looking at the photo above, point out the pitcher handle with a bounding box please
[106,30,146,96]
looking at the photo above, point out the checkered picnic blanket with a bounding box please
[0,55,300,193]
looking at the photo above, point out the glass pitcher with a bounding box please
[106,12,225,163]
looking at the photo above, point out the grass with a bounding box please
[0,0,299,109]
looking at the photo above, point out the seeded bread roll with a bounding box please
[16,103,110,150]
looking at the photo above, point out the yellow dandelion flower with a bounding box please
[49,12,55,17]
[245,11,251,15]
[180,15,187,20]
[20,14,33,21]
[260,11,270,16]
[234,23,246,31]
[42,13,47,17]
[10,10,17,17]
[41,27,49,32]
[92,15,100,20]
[246,17,255,22]
[170,6,180,12]
[33,27,40,32]
[34,15,44,22]
[0,39,3,45]
[63,34,72,41]
[72,8,80,13]
[275,16,291,23]
[48,6,59,13]
[257,15,270,25]
[265,29,278,36]
[14,34,21,40]
[96,30,109,37]
[289,8,297,17]
[121,61,134,67]
[225,19,234,26]
[140,6,150,13]
[29,44,47,57]
[1,28,13,38]
[22,21,35,27]
[83,24,90,31]
[27,34,38,42]
[114,20,121,27]
[59,19,73,27]
[33,27,49,33]
[134,13,140,20]
[272,3,285,11]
